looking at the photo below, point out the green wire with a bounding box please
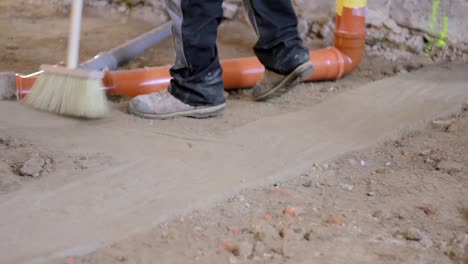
[438,15,448,47]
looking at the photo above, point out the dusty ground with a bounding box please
[0,1,467,264]
[76,106,468,264]
[0,0,432,199]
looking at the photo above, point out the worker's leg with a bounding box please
[165,0,225,106]
[243,0,314,100]
[129,0,225,119]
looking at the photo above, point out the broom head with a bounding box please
[23,65,109,119]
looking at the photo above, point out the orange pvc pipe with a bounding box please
[15,3,366,98]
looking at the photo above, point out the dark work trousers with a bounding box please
[163,0,310,106]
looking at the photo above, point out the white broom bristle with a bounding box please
[23,67,109,119]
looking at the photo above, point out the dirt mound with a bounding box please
[0,132,54,194]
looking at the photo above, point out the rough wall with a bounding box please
[293,0,467,52]
[89,0,467,54]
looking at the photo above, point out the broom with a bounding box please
[23,0,108,119]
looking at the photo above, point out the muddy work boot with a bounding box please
[252,61,314,101]
[128,90,225,119]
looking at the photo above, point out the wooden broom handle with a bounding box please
[67,0,84,69]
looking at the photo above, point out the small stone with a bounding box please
[394,138,407,147]
[328,86,336,93]
[5,44,19,50]
[396,212,406,220]
[283,207,299,217]
[436,161,463,175]
[252,225,282,254]
[19,154,45,177]
[229,255,238,264]
[244,202,251,209]
[117,5,128,13]
[373,168,387,174]
[393,64,404,74]
[360,160,367,166]
[219,242,240,256]
[117,256,127,262]
[400,67,409,74]
[319,19,334,43]
[446,233,468,259]
[310,22,321,35]
[372,210,384,218]
[253,241,265,257]
[406,35,425,54]
[432,118,457,129]
[302,181,313,188]
[367,192,376,197]
[383,19,402,34]
[279,227,304,241]
[325,215,343,225]
[193,226,203,232]
[394,227,422,241]
[416,205,435,215]
[262,214,273,221]
[446,123,459,133]
[340,183,354,192]
[386,32,406,45]
[420,149,432,156]
[366,27,385,43]
[253,223,280,242]
[238,242,253,260]
[227,227,239,235]
[463,103,468,112]
[424,157,436,164]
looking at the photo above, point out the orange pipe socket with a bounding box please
[15,2,366,98]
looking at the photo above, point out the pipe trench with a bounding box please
[15,0,367,98]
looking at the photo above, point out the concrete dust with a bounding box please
[0,1,467,264]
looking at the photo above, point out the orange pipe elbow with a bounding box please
[15,1,366,98]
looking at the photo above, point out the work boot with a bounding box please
[128,90,225,119]
[252,61,314,101]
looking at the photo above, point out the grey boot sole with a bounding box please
[129,102,226,120]
[253,62,315,101]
